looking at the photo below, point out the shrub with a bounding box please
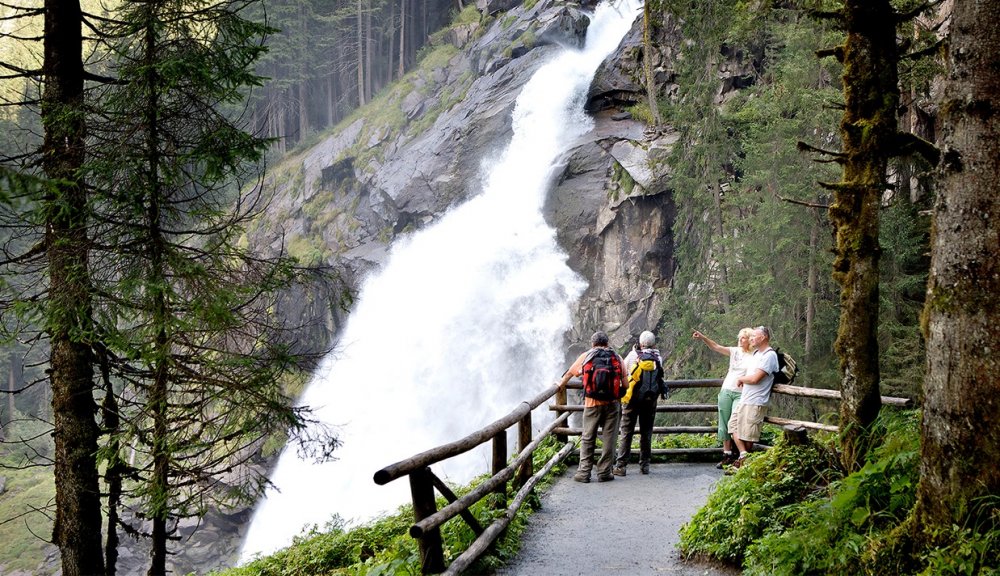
[679,434,841,565]
[743,411,920,576]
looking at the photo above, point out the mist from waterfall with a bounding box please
[239,0,640,561]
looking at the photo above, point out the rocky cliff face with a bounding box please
[256,0,695,364]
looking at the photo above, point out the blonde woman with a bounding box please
[693,327,753,468]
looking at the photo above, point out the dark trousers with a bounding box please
[615,397,656,469]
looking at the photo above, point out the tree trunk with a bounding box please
[100,355,122,576]
[327,75,336,126]
[356,0,366,107]
[365,6,373,103]
[387,0,395,84]
[830,0,894,471]
[805,207,819,360]
[298,82,309,141]
[642,3,662,124]
[43,1,106,574]
[915,0,1000,542]
[5,353,19,427]
[139,18,170,576]
[398,0,406,79]
[709,178,731,312]
[298,4,309,139]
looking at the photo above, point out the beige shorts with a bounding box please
[727,403,768,442]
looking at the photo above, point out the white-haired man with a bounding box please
[728,326,779,468]
[613,330,665,476]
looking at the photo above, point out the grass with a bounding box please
[214,435,570,576]
[0,417,58,574]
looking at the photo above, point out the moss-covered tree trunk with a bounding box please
[43,0,106,574]
[829,0,894,471]
[914,0,1000,542]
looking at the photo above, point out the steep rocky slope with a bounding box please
[255,0,722,363]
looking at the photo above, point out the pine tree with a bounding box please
[84,0,335,572]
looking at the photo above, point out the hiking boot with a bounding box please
[716,453,736,469]
[612,466,626,477]
[640,465,649,475]
[573,473,591,483]
[731,456,747,469]
[597,474,615,482]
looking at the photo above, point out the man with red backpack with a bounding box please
[559,330,625,483]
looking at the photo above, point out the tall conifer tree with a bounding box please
[915,0,1000,555]
[85,0,334,572]
[41,0,106,573]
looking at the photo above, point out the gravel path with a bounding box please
[495,462,742,576]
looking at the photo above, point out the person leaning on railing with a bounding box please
[693,327,754,468]
[729,326,780,469]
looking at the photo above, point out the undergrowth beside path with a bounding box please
[680,411,1000,576]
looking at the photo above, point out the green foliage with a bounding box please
[226,512,416,576]
[917,518,1000,576]
[680,412,929,575]
[679,434,842,563]
[743,411,919,575]
[0,420,57,573]
[455,5,482,25]
[655,2,854,407]
[877,199,930,400]
[217,436,569,576]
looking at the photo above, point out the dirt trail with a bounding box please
[496,462,742,576]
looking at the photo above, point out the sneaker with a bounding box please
[597,475,614,482]
[612,466,626,477]
[716,453,735,469]
[640,465,649,475]
[573,473,591,483]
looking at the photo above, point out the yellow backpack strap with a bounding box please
[623,360,643,404]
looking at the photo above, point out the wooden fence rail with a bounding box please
[374,377,912,574]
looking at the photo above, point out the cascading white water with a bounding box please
[239,0,640,561]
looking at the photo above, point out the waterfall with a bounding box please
[239,0,640,561]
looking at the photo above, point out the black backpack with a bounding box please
[772,347,798,384]
[582,348,624,401]
[631,350,665,402]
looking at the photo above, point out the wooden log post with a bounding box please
[429,474,483,536]
[783,425,809,445]
[491,431,507,507]
[516,412,532,489]
[555,379,568,443]
[409,467,445,574]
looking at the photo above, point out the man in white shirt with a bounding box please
[728,326,779,468]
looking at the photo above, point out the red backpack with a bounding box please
[581,348,624,401]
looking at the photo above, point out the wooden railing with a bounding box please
[553,378,912,437]
[373,384,567,575]
[374,377,912,574]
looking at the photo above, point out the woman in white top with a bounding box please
[693,327,753,468]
